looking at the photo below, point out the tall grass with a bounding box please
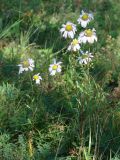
[0,0,120,159]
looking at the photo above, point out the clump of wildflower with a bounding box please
[78,51,93,64]
[18,58,35,74]
[78,28,97,44]
[33,73,42,84]
[77,10,93,28]
[49,59,62,76]
[68,38,81,52]
[60,22,77,39]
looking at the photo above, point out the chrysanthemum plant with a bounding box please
[60,10,97,67]
[18,10,97,85]
[59,10,98,149]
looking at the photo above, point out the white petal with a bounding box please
[89,13,94,20]
[69,31,74,39]
[94,35,98,42]
[76,44,80,50]
[81,10,85,15]
[57,62,62,65]
[68,45,72,51]
[29,66,34,71]
[50,70,56,76]
[49,66,53,72]
[19,67,24,74]
[60,28,65,33]
[81,21,88,28]
[39,76,42,80]
[29,58,34,64]
[18,64,22,67]
[63,31,68,38]
[57,67,61,73]
[82,37,87,43]
[35,79,40,84]
[24,68,29,71]
[53,58,56,64]
[49,64,54,67]
[62,24,66,27]
[79,32,84,37]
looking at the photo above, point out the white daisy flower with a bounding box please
[77,10,93,28]
[78,28,97,44]
[33,73,42,84]
[78,51,93,64]
[49,59,62,76]
[68,38,81,52]
[60,21,77,39]
[18,58,35,74]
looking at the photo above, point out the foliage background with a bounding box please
[0,0,120,159]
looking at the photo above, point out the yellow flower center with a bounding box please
[82,13,89,20]
[65,24,73,31]
[52,64,58,70]
[85,29,93,37]
[33,75,39,80]
[72,39,79,46]
[22,60,30,68]
[82,54,88,59]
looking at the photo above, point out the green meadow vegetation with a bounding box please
[0,0,120,159]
